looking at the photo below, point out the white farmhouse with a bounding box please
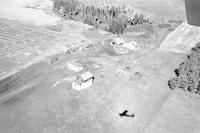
[67,62,84,72]
[72,71,95,91]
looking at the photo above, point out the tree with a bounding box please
[168,42,200,94]
[83,16,95,26]
[138,14,144,24]
[107,18,125,35]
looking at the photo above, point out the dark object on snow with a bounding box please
[119,110,135,118]
[185,0,200,26]
[66,50,71,55]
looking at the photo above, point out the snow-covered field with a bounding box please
[159,22,200,53]
[0,0,61,25]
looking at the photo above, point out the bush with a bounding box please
[107,16,128,35]
[107,19,124,35]
[53,0,80,17]
[128,13,152,25]
[168,43,200,94]
[83,17,95,26]
[53,0,65,12]
[52,0,154,35]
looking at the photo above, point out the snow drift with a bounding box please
[159,22,200,53]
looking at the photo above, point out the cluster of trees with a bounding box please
[53,0,80,17]
[128,14,153,25]
[107,16,128,35]
[53,0,153,35]
[168,43,200,94]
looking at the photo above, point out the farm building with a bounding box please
[67,62,84,72]
[72,71,95,91]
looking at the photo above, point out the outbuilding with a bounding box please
[72,71,95,91]
[67,62,84,72]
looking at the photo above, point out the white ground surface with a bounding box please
[159,22,200,53]
[0,0,61,26]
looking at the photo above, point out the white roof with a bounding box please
[67,61,84,72]
[122,41,138,50]
[114,38,125,44]
[67,61,82,67]
[80,71,94,81]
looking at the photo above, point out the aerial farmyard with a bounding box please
[0,0,200,133]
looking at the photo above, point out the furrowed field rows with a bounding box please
[0,17,91,80]
[0,18,71,79]
[0,19,61,58]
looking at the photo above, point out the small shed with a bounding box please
[110,38,125,46]
[67,62,84,72]
[72,71,95,91]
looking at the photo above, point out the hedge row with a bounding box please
[53,0,153,35]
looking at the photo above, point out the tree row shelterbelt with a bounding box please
[52,0,154,35]
[168,43,200,94]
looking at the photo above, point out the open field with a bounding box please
[159,22,200,53]
[0,18,92,80]
[0,0,61,25]
[0,17,195,132]
[0,39,189,133]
